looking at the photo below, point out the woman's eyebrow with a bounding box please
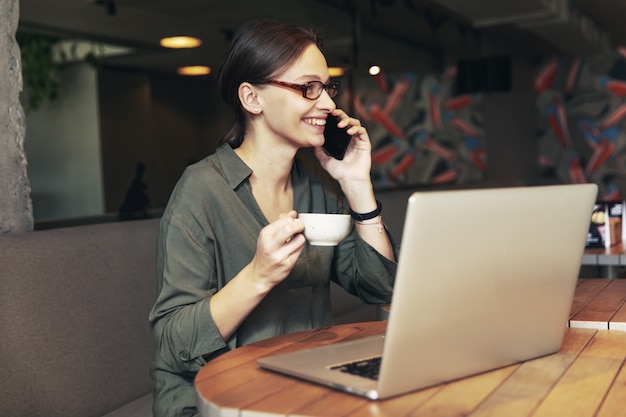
[295,74,329,83]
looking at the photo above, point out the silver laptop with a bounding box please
[258,183,598,400]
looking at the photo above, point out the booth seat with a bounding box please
[0,216,375,417]
[1,218,160,417]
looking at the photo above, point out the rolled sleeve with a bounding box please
[333,228,398,304]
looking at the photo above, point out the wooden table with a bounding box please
[195,279,626,417]
[195,325,626,417]
[570,278,626,330]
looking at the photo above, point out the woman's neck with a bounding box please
[235,138,296,222]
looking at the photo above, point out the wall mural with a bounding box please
[352,68,486,189]
[536,49,626,201]
[355,49,626,200]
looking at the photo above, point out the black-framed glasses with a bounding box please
[267,80,340,100]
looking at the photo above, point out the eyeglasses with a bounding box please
[267,80,340,100]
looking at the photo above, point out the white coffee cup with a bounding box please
[298,213,351,246]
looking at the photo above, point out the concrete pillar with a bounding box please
[0,0,33,234]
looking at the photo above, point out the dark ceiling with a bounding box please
[17,0,626,75]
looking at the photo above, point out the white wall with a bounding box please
[25,63,104,221]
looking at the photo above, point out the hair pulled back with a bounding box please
[217,19,324,147]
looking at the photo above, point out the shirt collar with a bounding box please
[215,143,253,190]
[215,142,308,194]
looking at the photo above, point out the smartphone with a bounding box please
[323,114,352,160]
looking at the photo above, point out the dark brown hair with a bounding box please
[217,19,324,147]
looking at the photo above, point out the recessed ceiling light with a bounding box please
[368,65,381,76]
[328,67,345,77]
[160,36,202,49]
[177,66,211,76]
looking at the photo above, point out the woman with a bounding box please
[149,19,397,417]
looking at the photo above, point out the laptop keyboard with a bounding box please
[330,356,382,381]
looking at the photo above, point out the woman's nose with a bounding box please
[317,89,336,111]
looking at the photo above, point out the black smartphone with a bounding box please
[323,114,352,160]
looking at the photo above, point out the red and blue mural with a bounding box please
[352,67,486,189]
[536,49,626,200]
[353,49,626,197]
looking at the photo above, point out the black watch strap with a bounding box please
[349,200,382,221]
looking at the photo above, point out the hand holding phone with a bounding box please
[322,114,352,160]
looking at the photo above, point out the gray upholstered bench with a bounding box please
[0,218,160,417]
[0,215,378,417]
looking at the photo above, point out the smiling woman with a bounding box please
[148,19,397,417]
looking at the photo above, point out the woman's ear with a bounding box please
[238,82,262,115]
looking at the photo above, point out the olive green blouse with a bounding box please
[149,143,397,417]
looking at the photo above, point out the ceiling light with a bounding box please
[160,36,202,49]
[368,65,381,76]
[177,66,211,76]
[328,67,345,77]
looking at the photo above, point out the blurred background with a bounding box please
[16,0,626,224]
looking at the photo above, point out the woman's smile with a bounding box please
[303,117,327,127]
